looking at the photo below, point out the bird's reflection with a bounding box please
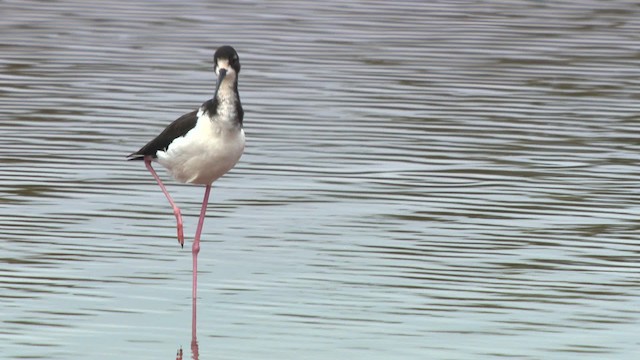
[176,296,199,360]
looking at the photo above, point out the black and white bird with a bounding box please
[127,45,245,300]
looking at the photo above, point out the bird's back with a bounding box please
[127,110,199,160]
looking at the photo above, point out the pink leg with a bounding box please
[192,184,211,301]
[190,186,209,359]
[144,156,184,247]
[191,291,198,359]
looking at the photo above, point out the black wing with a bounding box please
[127,110,198,160]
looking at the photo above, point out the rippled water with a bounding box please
[2,0,640,359]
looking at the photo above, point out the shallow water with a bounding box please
[1,0,640,359]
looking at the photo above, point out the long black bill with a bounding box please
[214,68,227,98]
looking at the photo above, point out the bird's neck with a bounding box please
[204,80,242,127]
[216,79,238,105]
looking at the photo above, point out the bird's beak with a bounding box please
[214,68,227,98]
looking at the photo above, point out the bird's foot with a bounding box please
[177,224,184,248]
[174,209,184,248]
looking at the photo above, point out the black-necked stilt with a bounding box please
[127,45,245,300]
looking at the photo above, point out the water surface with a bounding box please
[1,0,640,359]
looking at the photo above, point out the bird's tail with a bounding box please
[126,152,146,161]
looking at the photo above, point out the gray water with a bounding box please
[1,0,640,359]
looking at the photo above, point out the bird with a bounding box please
[127,45,245,301]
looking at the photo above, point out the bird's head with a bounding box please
[213,45,240,98]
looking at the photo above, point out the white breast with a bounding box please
[156,111,245,185]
